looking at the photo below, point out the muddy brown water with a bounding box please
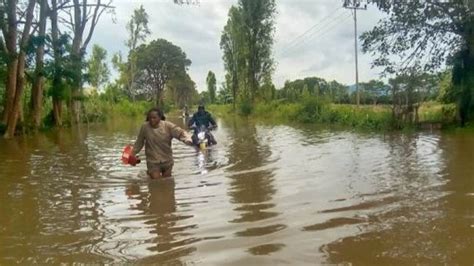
[0,116,473,264]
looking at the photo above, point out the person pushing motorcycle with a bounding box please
[187,105,217,145]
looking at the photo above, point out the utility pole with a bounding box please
[343,0,366,106]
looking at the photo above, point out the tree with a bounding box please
[87,44,109,89]
[360,80,386,105]
[221,6,243,110]
[134,39,191,106]
[1,0,37,138]
[389,71,425,126]
[361,1,474,125]
[220,0,276,106]
[125,5,150,100]
[62,0,114,124]
[238,0,276,102]
[217,81,232,104]
[49,0,71,127]
[206,70,216,104]
[30,0,48,129]
[260,77,276,101]
[111,52,129,97]
[328,80,349,104]
[166,74,196,108]
[438,70,455,103]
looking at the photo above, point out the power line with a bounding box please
[278,6,343,53]
[278,8,346,56]
[279,10,352,58]
[273,13,353,86]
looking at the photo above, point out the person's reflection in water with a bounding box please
[127,179,196,263]
[148,179,177,216]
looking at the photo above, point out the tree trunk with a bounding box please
[2,58,18,124]
[3,0,35,138]
[155,89,163,107]
[4,52,28,138]
[53,98,62,126]
[70,50,83,124]
[129,56,136,101]
[1,0,18,124]
[30,0,47,129]
[50,0,63,127]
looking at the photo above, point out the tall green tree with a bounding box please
[238,0,276,102]
[221,6,243,109]
[125,5,150,100]
[134,39,191,106]
[220,0,276,106]
[206,70,216,104]
[361,1,474,125]
[87,44,109,89]
[49,0,72,127]
[66,0,114,124]
[166,74,196,107]
[29,0,48,129]
[1,0,36,138]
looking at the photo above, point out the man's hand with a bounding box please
[184,137,193,146]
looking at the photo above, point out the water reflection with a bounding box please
[126,180,196,264]
[221,117,285,257]
[223,117,278,221]
[319,133,473,265]
[1,116,473,264]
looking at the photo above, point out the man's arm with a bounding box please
[132,124,146,155]
[208,113,217,127]
[187,114,195,128]
[169,122,193,145]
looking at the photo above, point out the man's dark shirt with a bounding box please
[188,111,216,128]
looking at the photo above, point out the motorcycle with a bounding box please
[190,125,217,150]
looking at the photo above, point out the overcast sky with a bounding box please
[89,0,386,92]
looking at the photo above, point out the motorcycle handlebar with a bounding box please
[189,125,217,131]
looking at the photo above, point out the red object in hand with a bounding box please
[122,145,141,166]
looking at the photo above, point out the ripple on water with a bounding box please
[0,117,471,265]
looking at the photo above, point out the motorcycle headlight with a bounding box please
[197,132,206,140]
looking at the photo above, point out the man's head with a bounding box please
[198,104,205,114]
[146,107,165,127]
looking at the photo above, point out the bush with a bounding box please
[82,96,153,123]
[295,97,328,123]
[239,99,253,116]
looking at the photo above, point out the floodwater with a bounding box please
[0,115,473,264]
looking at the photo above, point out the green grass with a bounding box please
[83,97,153,123]
[208,100,458,131]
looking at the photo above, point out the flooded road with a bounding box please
[0,116,473,264]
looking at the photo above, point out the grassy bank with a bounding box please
[0,98,153,135]
[207,100,458,131]
[82,97,153,123]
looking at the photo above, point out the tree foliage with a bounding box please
[280,77,349,103]
[206,70,216,104]
[362,0,474,124]
[124,5,150,100]
[220,0,276,106]
[87,44,109,89]
[166,73,198,108]
[134,39,191,106]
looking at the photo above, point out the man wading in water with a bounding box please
[132,108,193,178]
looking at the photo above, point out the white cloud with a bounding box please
[88,0,386,92]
